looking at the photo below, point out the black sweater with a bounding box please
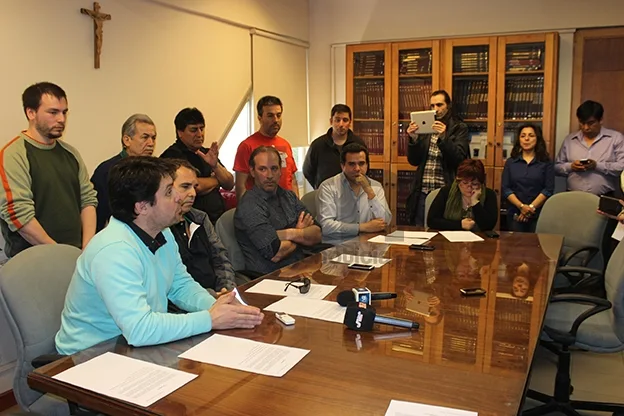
[427,185,498,231]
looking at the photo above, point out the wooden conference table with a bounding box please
[28,230,562,416]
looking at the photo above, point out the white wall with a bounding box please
[309,0,624,150]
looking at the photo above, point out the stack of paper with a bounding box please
[369,231,437,246]
[245,279,336,299]
[439,231,484,242]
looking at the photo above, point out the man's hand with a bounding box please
[406,122,419,139]
[196,141,219,168]
[216,288,229,298]
[431,121,447,135]
[571,159,595,172]
[461,218,475,230]
[296,211,314,229]
[209,292,264,330]
[359,218,387,233]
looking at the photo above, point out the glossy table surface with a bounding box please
[29,231,562,416]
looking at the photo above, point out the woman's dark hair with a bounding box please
[456,159,486,184]
[510,123,550,162]
[109,157,177,223]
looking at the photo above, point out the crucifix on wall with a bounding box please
[81,2,111,69]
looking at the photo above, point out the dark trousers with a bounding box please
[414,191,428,227]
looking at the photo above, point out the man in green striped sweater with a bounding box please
[0,82,97,257]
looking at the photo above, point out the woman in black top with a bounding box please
[427,159,498,231]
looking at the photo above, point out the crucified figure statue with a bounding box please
[80,2,111,69]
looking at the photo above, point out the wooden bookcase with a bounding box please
[347,33,559,228]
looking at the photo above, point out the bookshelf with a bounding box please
[347,33,558,229]
[368,162,391,206]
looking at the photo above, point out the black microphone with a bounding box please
[336,290,397,306]
[343,301,419,331]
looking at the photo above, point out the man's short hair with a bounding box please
[340,142,370,165]
[22,82,67,117]
[174,108,205,138]
[166,158,200,176]
[249,145,282,169]
[120,113,155,148]
[331,104,352,120]
[576,100,604,123]
[109,157,177,223]
[256,96,283,116]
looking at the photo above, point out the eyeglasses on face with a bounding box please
[284,277,311,294]
[457,179,481,188]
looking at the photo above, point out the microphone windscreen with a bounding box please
[336,290,355,306]
[343,302,376,331]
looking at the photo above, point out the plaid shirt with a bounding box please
[420,134,446,194]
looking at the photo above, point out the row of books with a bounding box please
[453,79,489,120]
[491,341,529,371]
[353,52,385,76]
[506,46,544,71]
[453,49,489,73]
[398,80,433,119]
[504,76,544,119]
[367,168,384,185]
[398,123,410,157]
[398,49,432,75]
[354,126,385,154]
[353,80,385,119]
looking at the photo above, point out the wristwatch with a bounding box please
[529,204,535,210]
[520,203,525,209]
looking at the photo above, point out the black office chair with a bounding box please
[522,240,624,416]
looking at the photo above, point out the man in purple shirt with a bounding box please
[555,100,624,196]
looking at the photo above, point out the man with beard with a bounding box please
[317,143,391,244]
[91,113,158,231]
[168,159,237,297]
[0,82,97,257]
[56,157,263,355]
[303,104,366,189]
[405,90,469,226]
[233,96,299,200]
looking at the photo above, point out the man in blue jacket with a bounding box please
[56,157,263,355]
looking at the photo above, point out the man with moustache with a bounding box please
[91,113,157,231]
[235,146,321,274]
[56,157,263,355]
[303,104,366,189]
[405,90,469,226]
[168,159,237,297]
[0,82,97,257]
[161,108,234,224]
[234,96,299,200]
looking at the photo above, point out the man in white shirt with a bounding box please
[317,143,391,244]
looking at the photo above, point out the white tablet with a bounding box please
[410,110,436,134]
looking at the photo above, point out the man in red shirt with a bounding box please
[233,96,299,200]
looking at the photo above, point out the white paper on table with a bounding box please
[179,334,309,377]
[384,400,477,416]
[52,352,196,408]
[264,297,346,324]
[439,231,484,243]
[245,279,336,300]
[233,287,248,305]
[331,254,391,268]
[387,230,438,240]
[612,222,624,241]
[368,235,430,246]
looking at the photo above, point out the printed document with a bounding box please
[439,231,484,243]
[264,297,346,324]
[368,235,431,246]
[385,400,477,416]
[387,231,438,239]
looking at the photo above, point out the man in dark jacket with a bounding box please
[406,90,470,226]
[303,104,366,189]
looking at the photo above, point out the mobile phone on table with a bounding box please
[599,195,622,217]
[348,263,375,271]
[460,287,486,297]
[275,312,296,326]
[484,230,499,238]
[409,244,435,251]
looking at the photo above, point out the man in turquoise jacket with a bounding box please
[56,157,263,355]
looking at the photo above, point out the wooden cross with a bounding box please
[80,2,111,69]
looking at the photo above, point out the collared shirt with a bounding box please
[126,220,166,254]
[91,150,127,232]
[317,173,392,244]
[160,139,226,223]
[501,156,555,216]
[420,134,446,194]
[555,127,624,195]
[234,186,318,274]
[169,208,236,292]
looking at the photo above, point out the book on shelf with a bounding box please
[399,50,432,75]
[353,80,385,119]
[453,79,488,120]
[506,47,544,71]
[398,123,410,157]
[398,80,432,119]
[368,169,384,184]
[354,52,384,76]
[504,76,544,120]
[453,49,489,73]
[354,123,384,155]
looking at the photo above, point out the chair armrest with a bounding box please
[32,353,66,369]
[555,266,604,293]
[559,246,599,267]
[544,294,612,344]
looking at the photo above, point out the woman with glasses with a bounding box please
[427,159,498,231]
[501,123,554,232]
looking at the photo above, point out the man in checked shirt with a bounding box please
[405,90,470,226]
[234,146,322,274]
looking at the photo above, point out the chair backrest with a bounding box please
[536,191,607,269]
[215,208,246,271]
[424,188,441,230]
[0,244,81,410]
[604,239,624,343]
[301,190,318,220]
